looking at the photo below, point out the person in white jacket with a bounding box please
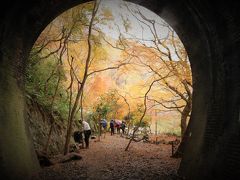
[82,120,91,148]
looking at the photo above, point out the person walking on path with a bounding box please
[110,119,115,136]
[100,119,108,138]
[121,121,126,135]
[82,120,91,149]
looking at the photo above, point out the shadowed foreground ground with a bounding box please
[35,133,181,180]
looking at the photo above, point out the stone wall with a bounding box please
[26,96,79,155]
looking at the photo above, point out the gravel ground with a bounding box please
[34,133,181,180]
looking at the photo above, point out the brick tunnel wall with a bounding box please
[0,0,240,179]
[184,1,240,179]
[213,4,240,177]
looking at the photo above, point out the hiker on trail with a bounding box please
[100,119,107,137]
[115,120,121,134]
[82,120,91,149]
[100,119,107,130]
[121,121,126,134]
[116,124,120,134]
[110,119,115,135]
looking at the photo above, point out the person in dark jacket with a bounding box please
[121,121,126,134]
[110,119,115,135]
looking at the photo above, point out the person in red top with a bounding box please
[116,123,120,134]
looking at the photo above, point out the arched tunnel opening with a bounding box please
[25,1,192,179]
[0,0,240,179]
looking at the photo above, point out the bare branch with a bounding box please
[147,97,185,110]
[87,60,131,77]
[125,77,162,151]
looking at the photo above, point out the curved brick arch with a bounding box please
[0,1,239,179]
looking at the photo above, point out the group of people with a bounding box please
[100,119,126,136]
[109,119,126,136]
[74,119,127,149]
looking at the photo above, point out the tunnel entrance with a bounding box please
[26,1,191,178]
[1,0,240,179]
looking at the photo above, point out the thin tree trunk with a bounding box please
[180,112,188,138]
[172,117,192,158]
[63,1,98,155]
[117,92,131,136]
[125,78,161,151]
[180,100,191,138]
[44,75,61,154]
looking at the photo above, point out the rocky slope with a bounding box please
[25,96,78,155]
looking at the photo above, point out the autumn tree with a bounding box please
[27,0,133,154]
[88,89,122,140]
[116,92,132,135]
[125,77,170,151]
[118,4,192,137]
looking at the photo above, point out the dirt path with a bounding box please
[36,133,181,180]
